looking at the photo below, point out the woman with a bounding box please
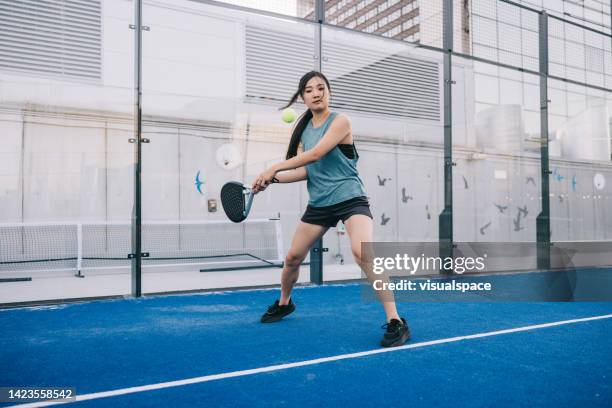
[252,71,410,347]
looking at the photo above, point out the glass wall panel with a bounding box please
[453,57,541,254]
[321,24,444,280]
[548,79,612,242]
[0,0,134,303]
[141,0,317,291]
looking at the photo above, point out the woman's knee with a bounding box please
[285,251,305,268]
[351,244,374,266]
[351,246,364,265]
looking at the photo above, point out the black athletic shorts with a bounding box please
[301,196,373,228]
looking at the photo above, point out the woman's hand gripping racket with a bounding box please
[220,177,279,223]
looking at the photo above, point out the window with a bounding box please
[403,2,416,15]
[388,26,400,36]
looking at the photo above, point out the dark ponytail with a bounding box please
[281,71,331,160]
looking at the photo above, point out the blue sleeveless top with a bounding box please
[301,112,367,207]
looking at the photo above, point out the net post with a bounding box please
[273,218,284,264]
[310,237,323,285]
[75,223,84,278]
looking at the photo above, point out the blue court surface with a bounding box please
[1,282,611,407]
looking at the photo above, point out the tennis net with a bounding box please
[0,218,284,276]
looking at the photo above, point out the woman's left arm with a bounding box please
[253,114,351,190]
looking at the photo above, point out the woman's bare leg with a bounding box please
[279,221,329,305]
[343,214,401,322]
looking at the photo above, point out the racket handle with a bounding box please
[271,177,280,183]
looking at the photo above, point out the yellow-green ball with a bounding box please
[281,107,297,123]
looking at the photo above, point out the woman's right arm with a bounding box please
[275,166,307,183]
[253,166,306,193]
[277,143,307,183]
[253,145,307,193]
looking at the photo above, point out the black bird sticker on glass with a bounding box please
[494,203,508,213]
[401,188,413,203]
[513,215,524,231]
[513,206,528,232]
[480,221,491,235]
[377,175,391,186]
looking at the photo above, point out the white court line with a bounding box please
[11,313,612,407]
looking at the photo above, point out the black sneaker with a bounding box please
[260,299,296,323]
[380,318,411,347]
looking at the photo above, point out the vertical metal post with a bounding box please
[439,0,454,274]
[309,0,325,285]
[20,114,25,224]
[310,238,324,285]
[75,223,83,278]
[131,0,143,296]
[537,11,551,270]
[314,0,324,72]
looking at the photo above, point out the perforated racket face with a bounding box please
[221,182,248,222]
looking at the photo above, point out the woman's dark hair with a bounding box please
[281,71,331,160]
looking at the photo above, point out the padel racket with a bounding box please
[220,178,278,223]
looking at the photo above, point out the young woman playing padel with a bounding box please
[252,71,410,347]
